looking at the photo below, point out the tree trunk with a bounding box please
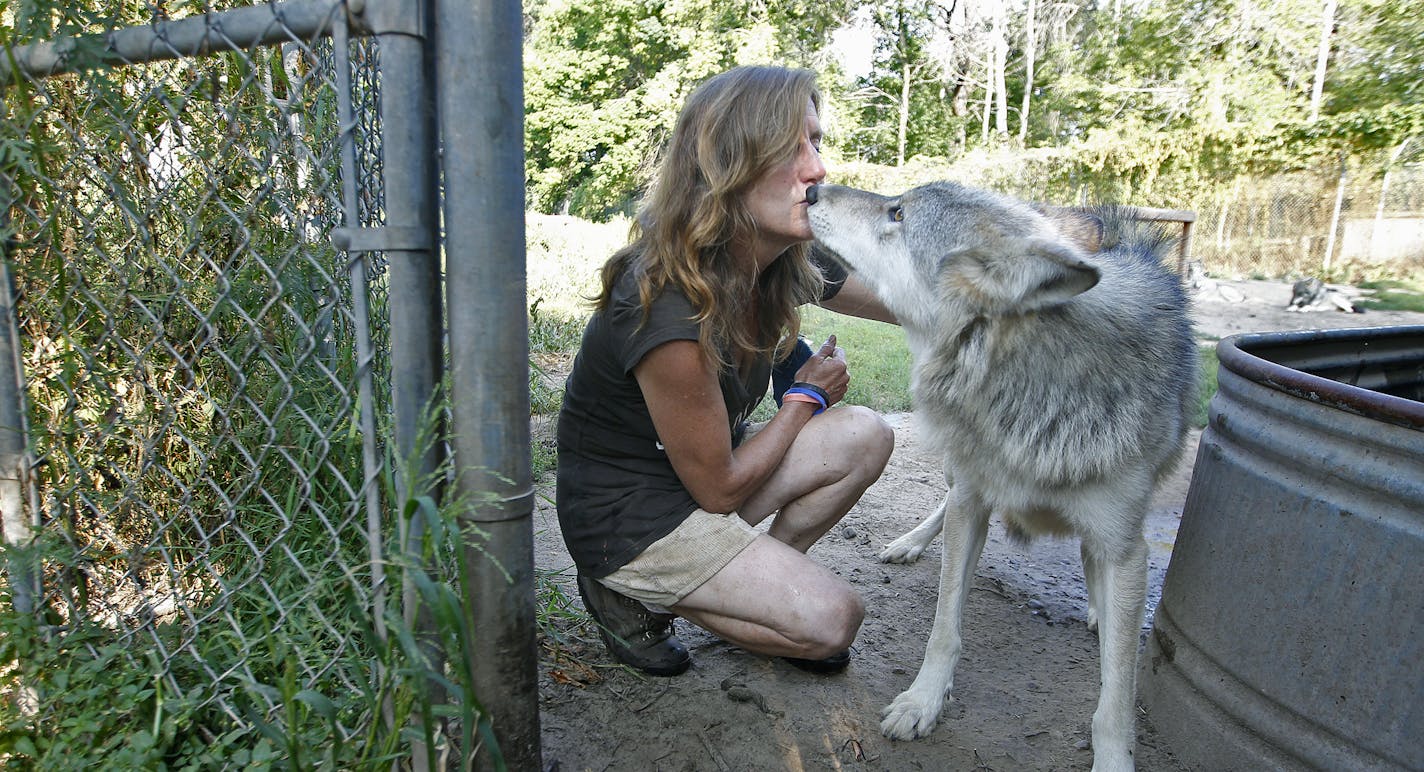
[981,57,993,144]
[1309,0,1337,120]
[1019,0,1037,143]
[993,0,1009,137]
[898,59,911,166]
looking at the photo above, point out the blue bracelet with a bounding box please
[783,385,827,415]
[789,381,830,405]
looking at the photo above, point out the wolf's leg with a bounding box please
[879,493,946,563]
[1081,540,1102,633]
[879,463,954,564]
[880,487,990,740]
[1086,534,1148,772]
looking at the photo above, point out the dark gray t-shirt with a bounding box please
[556,251,846,578]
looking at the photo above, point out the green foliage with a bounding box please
[1282,104,1424,155]
[529,297,586,355]
[524,0,744,218]
[521,0,1420,220]
[0,7,481,767]
[0,553,398,769]
[1194,345,1220,430]
[1355,278,1424,312]
[523,0,862,219]
[1327,0,1424,114]
[842,0,943,164]
[0,390,524,769]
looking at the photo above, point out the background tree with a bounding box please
[522,0,1421,228]
[983,0,1009,142]
[523,0,853,219]
[1019,0,1037,143]
[847,0,943,165]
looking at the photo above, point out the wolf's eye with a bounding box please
[889,206,904,222]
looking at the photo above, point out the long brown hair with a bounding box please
[594,65,825,370]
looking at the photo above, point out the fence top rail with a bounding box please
[1126,206,1197,224]
[0,0,371,83]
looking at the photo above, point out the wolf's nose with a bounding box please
[805,184,818,205]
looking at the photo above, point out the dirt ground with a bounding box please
[532,277,1424,772]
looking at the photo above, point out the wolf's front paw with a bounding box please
[879,532,931,564]
[1090,723,1135,772]
[879,689,945,740]
[1090,748,1134,772]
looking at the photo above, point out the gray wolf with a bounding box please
[1287,276,1361,313]
[807,181,1197,772]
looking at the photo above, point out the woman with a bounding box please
[556,65,897,676]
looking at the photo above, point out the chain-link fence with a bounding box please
[1192,154,1424,278]
[838,141,1424,280]
[0,1,537,768]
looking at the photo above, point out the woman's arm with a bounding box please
[820,274,898,325]
[634,337,847,514]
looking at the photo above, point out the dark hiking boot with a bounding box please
[781,648,851,674]
[577,574,691,676]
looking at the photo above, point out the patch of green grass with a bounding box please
[529,297,588,354]
[748,305,913,422]
[1354,278,1424,313]
[1194,344,1220,429]
[800,306,914,414]
[1357,278,1421,291]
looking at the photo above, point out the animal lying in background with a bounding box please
[1287,276,1363,313]
[808,181,1198,772]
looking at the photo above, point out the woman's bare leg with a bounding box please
[671,405,892,658]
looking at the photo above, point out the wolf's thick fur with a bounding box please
[808,182,1197,772]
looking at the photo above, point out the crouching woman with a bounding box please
[556,65,896,676]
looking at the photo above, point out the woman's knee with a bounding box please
[834,405,895,473]
[800,585,865,656]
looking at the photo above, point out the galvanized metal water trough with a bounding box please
[1140,325,1424,771]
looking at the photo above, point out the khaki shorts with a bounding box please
[597,508,760,611]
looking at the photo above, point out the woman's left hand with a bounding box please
[792,335,850,407]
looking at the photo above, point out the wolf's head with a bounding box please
[808,181,1101,330]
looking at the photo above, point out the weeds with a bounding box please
[1194,346,1220,429]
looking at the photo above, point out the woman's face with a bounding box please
[742,99,826,260]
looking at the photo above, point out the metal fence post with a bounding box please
[0,226,36,618]
[351,0,447,764]
[431,0,541,767]
[364,0,442,480]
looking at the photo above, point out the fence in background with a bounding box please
[0,1,536,768]
[1191,157,1424,277]
[841,142,1424,281]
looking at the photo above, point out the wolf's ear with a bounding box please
[1035,206,1104,254]
[1017,238,1100,309]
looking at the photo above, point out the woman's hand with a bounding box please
[792,335,849,407]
